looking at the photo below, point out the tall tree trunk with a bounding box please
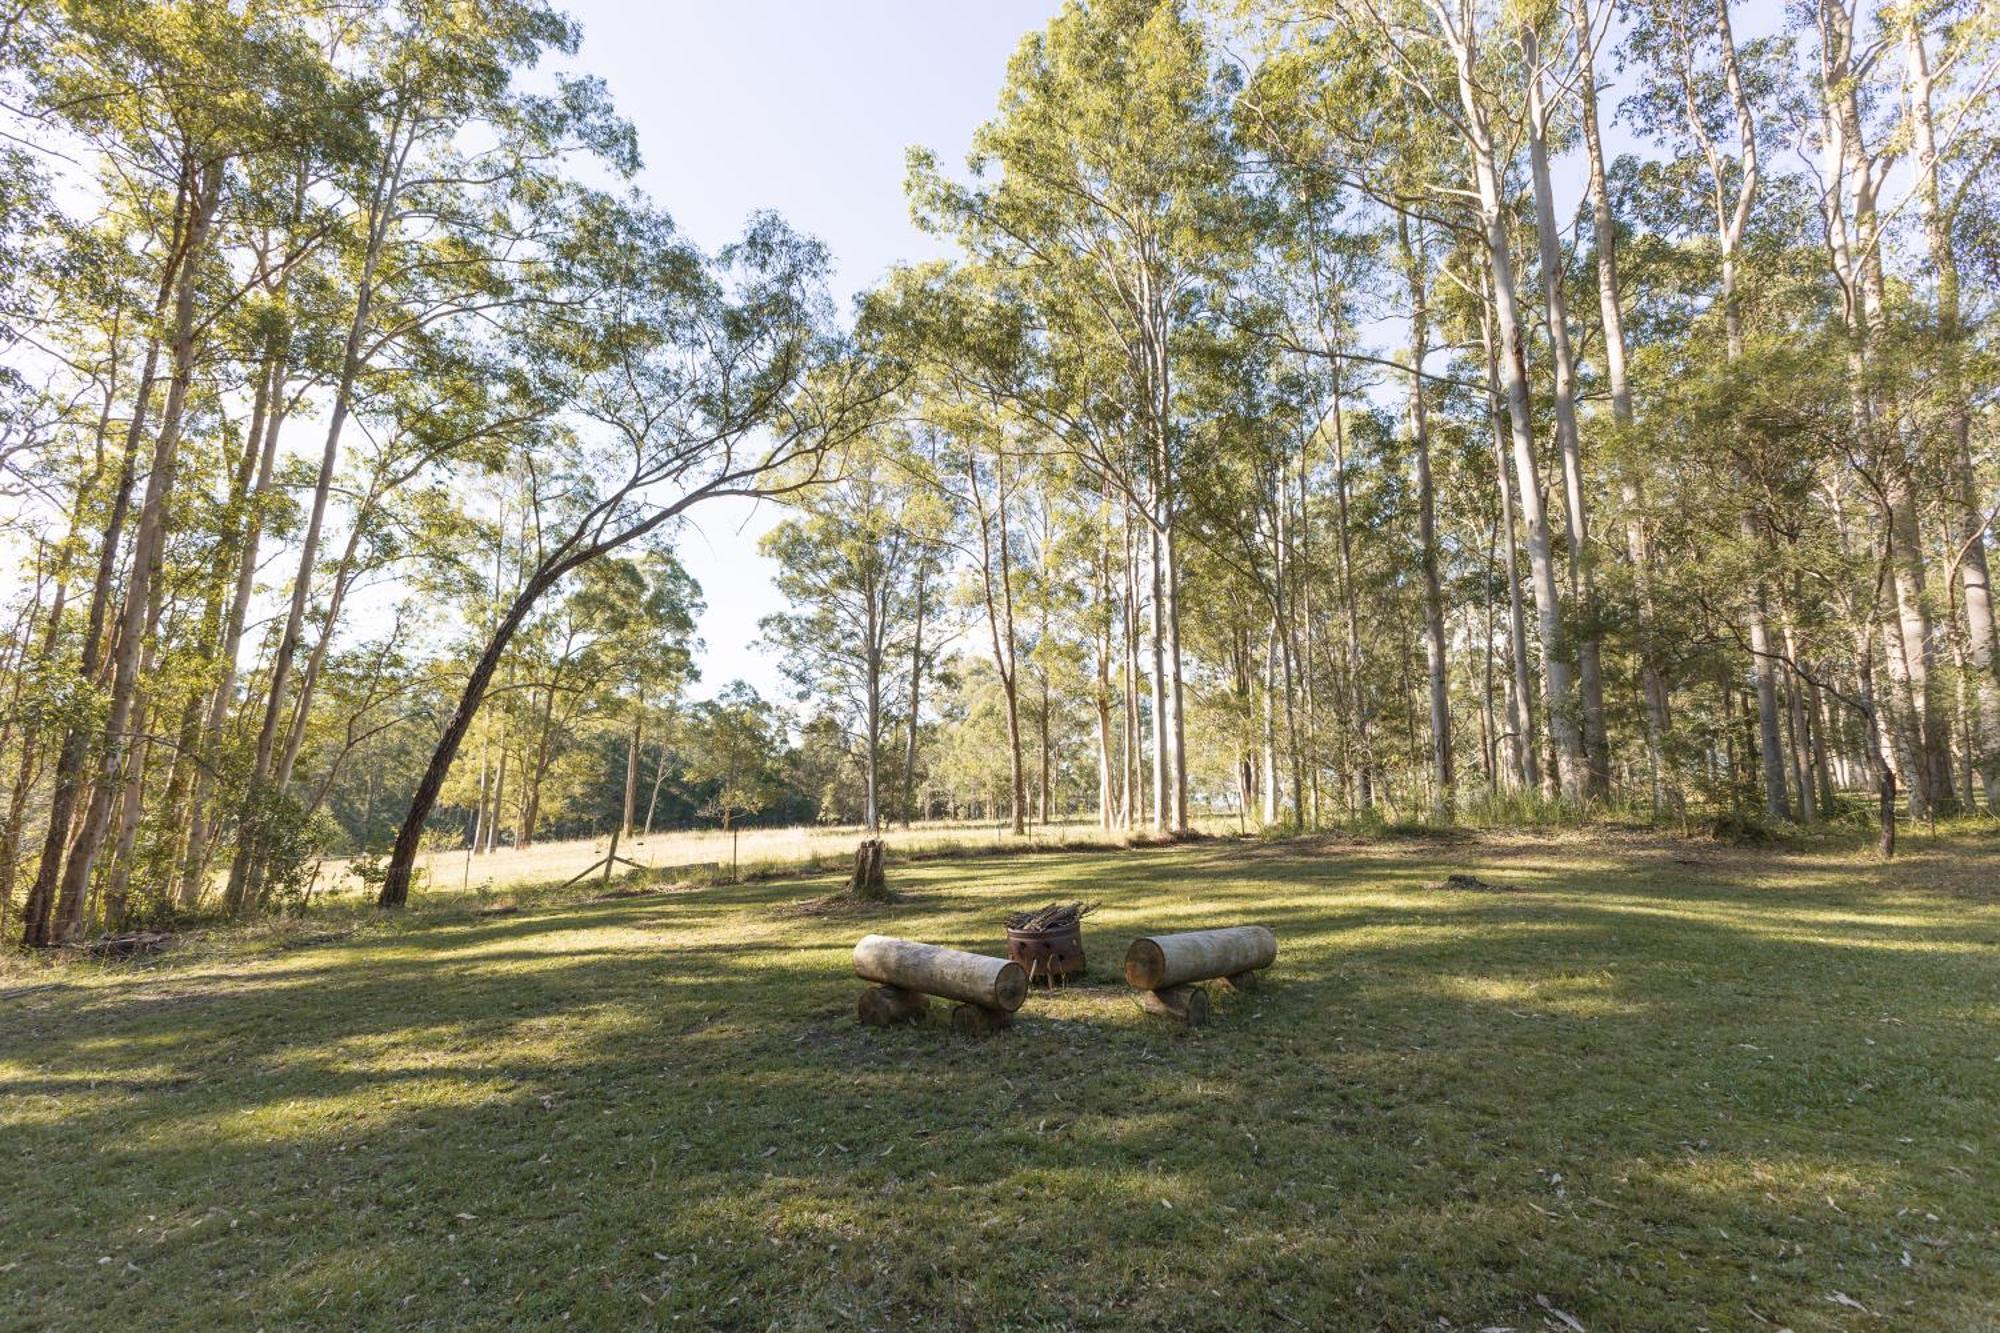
[1036,568,1052,827]
[970,445,1026,836]
[1525,27,1609,798]
[1577,0,1669,808]
[902,558,929,826]
[1329,355,1372,809]
[1904,15,1996,807]
[1162,517,1188,833]
[1480,529,1499,789]
[1468,136,1582,797]
[19,324,145,946]
[864,577,882,833]
[487,744,510,852]
[1481,272,1538,793]
[380,563,562,907]
[1093,520,1115,830]
[1147,510,1168,832]
[101,632,160,930]
[3,562,65,938]
[55,158,224,940]
[519,679,558,850]
[1782,622,1816,823]
[1270,478,1306,829]
[181,280,293,905]
[622,706,641,839]
[1122,506,1141,829]
[231,113,411,912]
[1477,236,1571,796]
[1399,215,1452,821]
[1262,624,1280,823]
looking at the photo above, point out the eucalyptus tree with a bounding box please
[683,683,785,843]
[1624,0,1793,819]
[376,202,885,907]
[760,437,950,831]
[1520,8,1611,796]
[14,0,350,944]
[1013,459,1104,825]
[1252,0,1587,800]
[1396,211,1454,819]
[1711,0,1995,825]
[497,548,697,848]
[1242,11,1509,815]
[1174,312,1312,826]
[946,398,1032,835]
[1899,0,2000,808]
[907,0,1249,834]
[172,127,347,907]
[1573,0,1671,808]
[225,0,637,911]
[860,265,1055,835]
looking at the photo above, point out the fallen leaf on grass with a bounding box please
[1536,1294,1586,1332]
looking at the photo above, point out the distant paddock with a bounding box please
[313,813,1247,900]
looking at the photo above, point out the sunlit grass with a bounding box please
[2,826,1997,1328]
[317,812,1246,901]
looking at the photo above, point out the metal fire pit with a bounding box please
[1005,923,1085,986]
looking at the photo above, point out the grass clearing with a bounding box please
[315,814,1246,901]
[4,826,1999,1328]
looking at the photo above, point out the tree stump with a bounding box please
[848,838,886,898]
[1140,984,1210,1026]
[856,983,928,1026]
[950,1003,1012,1038]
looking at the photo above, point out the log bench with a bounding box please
[1123,925,1276,1026]
[853,934,1027,1037]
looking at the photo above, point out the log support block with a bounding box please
[950,1003,1012,1038]
[1217,970,1259,993]
[856,984,928,1027]
[1140,984,1209,1026]
[1124,925,1276,991]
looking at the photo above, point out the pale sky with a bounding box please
[562,1,1062,703]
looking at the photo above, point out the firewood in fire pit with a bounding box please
[1002,901,1098,933]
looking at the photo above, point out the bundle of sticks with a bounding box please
[1003,901,1099,933]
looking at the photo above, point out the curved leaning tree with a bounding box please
[376,201,894,907]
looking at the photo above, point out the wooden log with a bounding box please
[1217,970,1259,993]
[950,1003,1012,1038]
[852,934,1028,1011]
[1124,925,1276,990]
[856,984,928,1027]
[1140,984,1209,1026]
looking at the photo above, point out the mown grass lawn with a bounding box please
[3,827,1997,1330]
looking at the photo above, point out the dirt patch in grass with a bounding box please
[776,888,912,918]
[1425,871,1521,892]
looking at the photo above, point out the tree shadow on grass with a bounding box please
[2,835,1997,1328]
